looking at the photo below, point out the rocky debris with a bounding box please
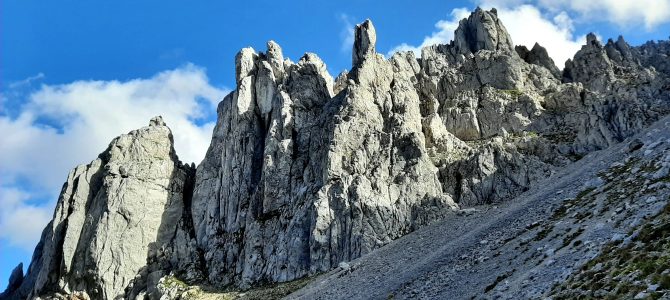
[1,118,198,300]
[4,6,670,299]
[288,115,670,300]
[551,182,670,298]
[628,138,645,153]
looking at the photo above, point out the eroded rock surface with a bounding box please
[3,7,670,300]
[1,117,198,300]
[191,19,457,289]
[186,7,669,291]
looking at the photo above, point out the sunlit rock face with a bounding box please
[3,7,670,300]
[2,117,200,300]
[191,19,457,288]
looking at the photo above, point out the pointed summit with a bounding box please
[352,19,376,66]
[515,43,561,78]
[586,32,600,46]
[453,7,515,55]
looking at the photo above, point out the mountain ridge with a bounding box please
[2,7,670,300]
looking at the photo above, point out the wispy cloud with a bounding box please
[339,13,355,53]
[0,187,52,250]
[8,72,45,89]
[160,48,186,60]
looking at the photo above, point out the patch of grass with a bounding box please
[599,158,639,183]
[162,274,317,300]
[484,269,515,293]
[499,89,524,98]
[161,276,189,289]
[560,228,585,249]
[534,225,554,241]
[550,202,670,299]
[549,187,597,224]
[542,131,577,144]
[575,187,596,201]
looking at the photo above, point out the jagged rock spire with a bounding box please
[149,115,166,126]
[605,35,635,63]
[515,43,561,79]
[586,32,599,46]
[266,40,285,81]
[352,19,376,66]
[453,7,515,55]
[235,47,257,84]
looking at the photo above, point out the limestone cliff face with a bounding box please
[3,7,670,300]
[2,117,199,300]
[191,20,456,288]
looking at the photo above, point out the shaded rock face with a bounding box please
[516,43,561,79]
[4,7,670,299]
[635,38,670,76]
[559,34,669,153]
[0,264,23,298]
[2,117,199,300]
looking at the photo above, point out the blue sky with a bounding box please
[2,0,670,287]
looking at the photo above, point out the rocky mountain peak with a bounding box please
[235,47,258,84]
[149,115,166,127]
[515,42,561,78]
[586,32,600,46]
[453,7,515,55]
[352,19,376,66]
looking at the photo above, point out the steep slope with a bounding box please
[1,117,200,300]
[289,116,670,299]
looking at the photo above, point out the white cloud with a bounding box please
[339,14,355,53]
[386,3,584,68]
[0,187,52,250]
[0,64,227,250]
[479,2,585,68]
[538,0,670,29]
